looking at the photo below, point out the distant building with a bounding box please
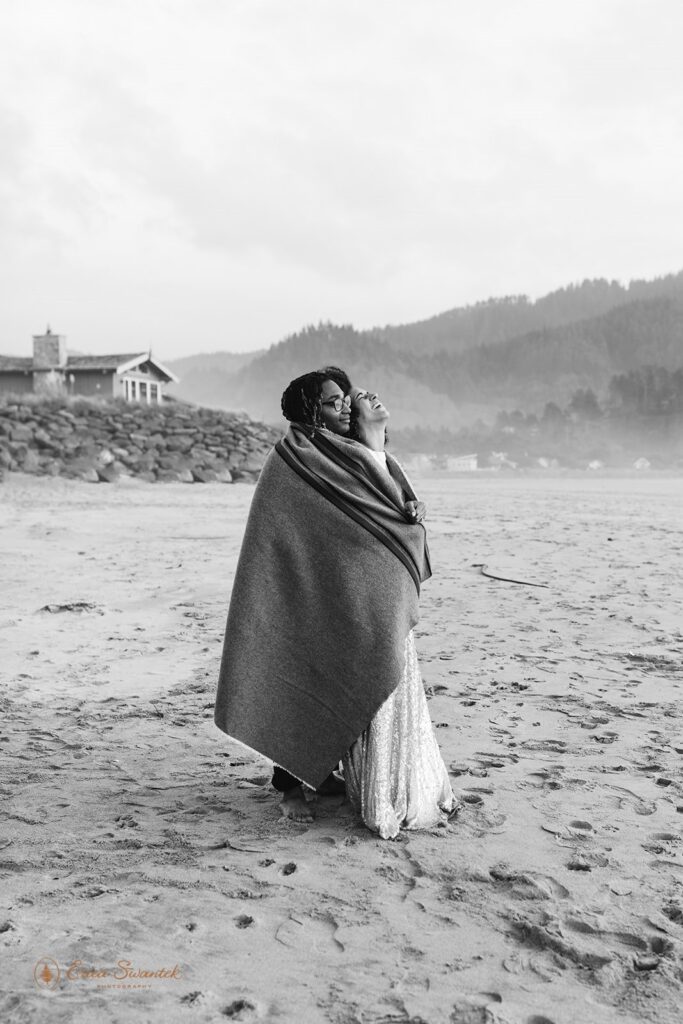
[445,453,478,471]
[489,451,518,470]
[0,329,178,403]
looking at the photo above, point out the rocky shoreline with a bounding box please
[0,397,281,483]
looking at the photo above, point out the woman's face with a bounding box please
[350,385,389,424]
[320,379,351,434]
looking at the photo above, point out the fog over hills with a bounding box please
[167,272,683,429]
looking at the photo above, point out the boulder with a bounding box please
[10,424,33,442]
[64,457,98,477]
[166,435,194,452]
[240,453,267,473]
[157,454,183,470]
[33,428,54,448]
[20,449,41,474]
[78,468,100,483]
[231,469,260,483]
[97,464,120,483]
[191,467,218,483]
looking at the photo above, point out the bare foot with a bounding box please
[279,786,315,823]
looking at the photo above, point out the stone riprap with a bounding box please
[0,398,281,483]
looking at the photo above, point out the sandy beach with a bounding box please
[1,472,682,1024]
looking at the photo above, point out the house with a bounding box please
[445,453,478,472]
[0,329,179,403]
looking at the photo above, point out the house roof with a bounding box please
[0,351,179,383]
[66,352,179,382]
[65,353,144,371]
[0,355,32,372]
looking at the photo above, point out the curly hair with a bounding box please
[281,366,353,431]
[319,365,352,394]
[280,370,328,429]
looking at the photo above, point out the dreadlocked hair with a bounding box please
[281,370,327,430]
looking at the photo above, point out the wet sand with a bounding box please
[1,473,682,1024]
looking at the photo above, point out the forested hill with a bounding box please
[167,272,683,429]
[205,325,478,429]
[430,296,683,408]
[373,272,683,354]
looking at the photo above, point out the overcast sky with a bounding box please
[2,0,682,359]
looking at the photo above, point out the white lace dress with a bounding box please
[342,630,457,839]
[341,450,457,839]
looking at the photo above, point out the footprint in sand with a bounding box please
[606,785,657,816]
[591,731,619,745]
[507,915,612,970]
[642,832,680,855]
[520,738,568,754]
[475,751,518,768]
[448,999,493,1023]
[115,814,140,829]
[489,863,569,900]
[568,820,594,834]
[525,768,563,792]
[632,936,676,971]
[634,762,664,774]
[221,998,258,1020]
[566,851,609,871]
[662,901,683,924]
[179,991,205,1005]
[274,912,344,953]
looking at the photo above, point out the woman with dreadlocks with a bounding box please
[214,365,436,830]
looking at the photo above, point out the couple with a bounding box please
[214,366,457,839]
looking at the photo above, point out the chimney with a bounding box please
[33,326,67,369]
[32,326,67,396]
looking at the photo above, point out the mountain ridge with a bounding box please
[167,271,683,429]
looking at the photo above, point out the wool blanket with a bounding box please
[214,423,432,788]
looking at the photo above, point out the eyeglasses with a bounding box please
[321,395,351,413]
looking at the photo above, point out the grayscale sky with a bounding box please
[2,0,682,359]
